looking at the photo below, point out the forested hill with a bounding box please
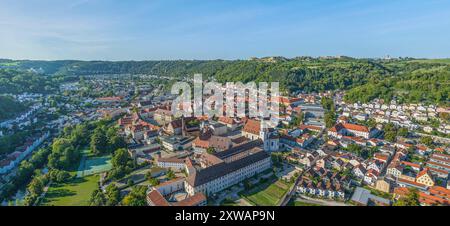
[0,57,449,106]
[0,96,28,121]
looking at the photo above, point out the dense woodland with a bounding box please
[1,57,449,106]
[0,96,28,121]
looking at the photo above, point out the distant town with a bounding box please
[1,67,449,206]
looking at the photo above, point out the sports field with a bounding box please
[242,179,292,206]
[40,175,99,206]
[76,148,112,177]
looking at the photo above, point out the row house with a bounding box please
[297,180,345,200]
[0,131,50,174]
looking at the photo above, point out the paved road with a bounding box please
[280,165,311,206]
[295,195,351,206]
[280,130,325,206]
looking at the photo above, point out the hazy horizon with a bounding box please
[2,56,450,62]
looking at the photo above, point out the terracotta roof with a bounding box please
[147,190,170,206]
[426,161,450,170]
[342,123,369,133]
[218,117,236,125]
[172,193,206,206]
[434,147,445,153]
[243,119,260,135]
[416,168,431,179]
[155,177,185,188]
[193,137,210,149]
[394,187,450,206]
[374,153,389,162]
[299,124,322,132]
[157,156,186,164]
[401,161,421,169]
[397,178,428,189]
[430,155,450,164]
[429,186,450,198]
[427,167,448,175]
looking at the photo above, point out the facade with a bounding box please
[154,108,173,125]
[0,131,50,174]
[415,169,435,187]
[157,157,188,171]
[328,123,373,139]
[185,142,271,196]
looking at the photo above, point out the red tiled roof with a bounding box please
[157,157,186,164]
[374,153,389,161]
[394,187,450,206]
[299,124,322,132]
[433,153,450,159]
[342,123,369,133]
[155,177,185,188]
[147,190,170,206]
[397,178,428,188]
[401,161,421,169]
[416,168,431,179]
[172,193,206,206]
[243,119,260,135]
[218,117,236,125]
[427,161,450,170]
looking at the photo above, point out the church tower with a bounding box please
[260,121,270,151]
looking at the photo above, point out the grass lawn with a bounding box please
[242,178,291,206]
[221,199,239,206]
[288,200,321,206]
[40,175,99,206]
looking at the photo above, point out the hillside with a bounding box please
[1,58,449,106]
[0,96,28,121]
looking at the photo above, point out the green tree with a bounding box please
[398,127,408,137]
[394,188,420,206]
[325,112,336,128]
[89,189,106,206]
[105,184,121,206]
[121,186,147,206]
[27,177,44,196]
[149,178,160,186]
[419,136,433,147]
[384,131,397,142]
[206,147,215,154]
[90,127,108,155]
[166,169,176,180]
[112,148,131,168]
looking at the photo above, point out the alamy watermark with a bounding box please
[171,74,280,129]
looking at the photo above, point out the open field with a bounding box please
[241,178,291,206]
[40,175,99,206]
[39,148,108,206]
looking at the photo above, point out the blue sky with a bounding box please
[1,0,450,60]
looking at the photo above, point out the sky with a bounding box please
[1,0,450,60]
